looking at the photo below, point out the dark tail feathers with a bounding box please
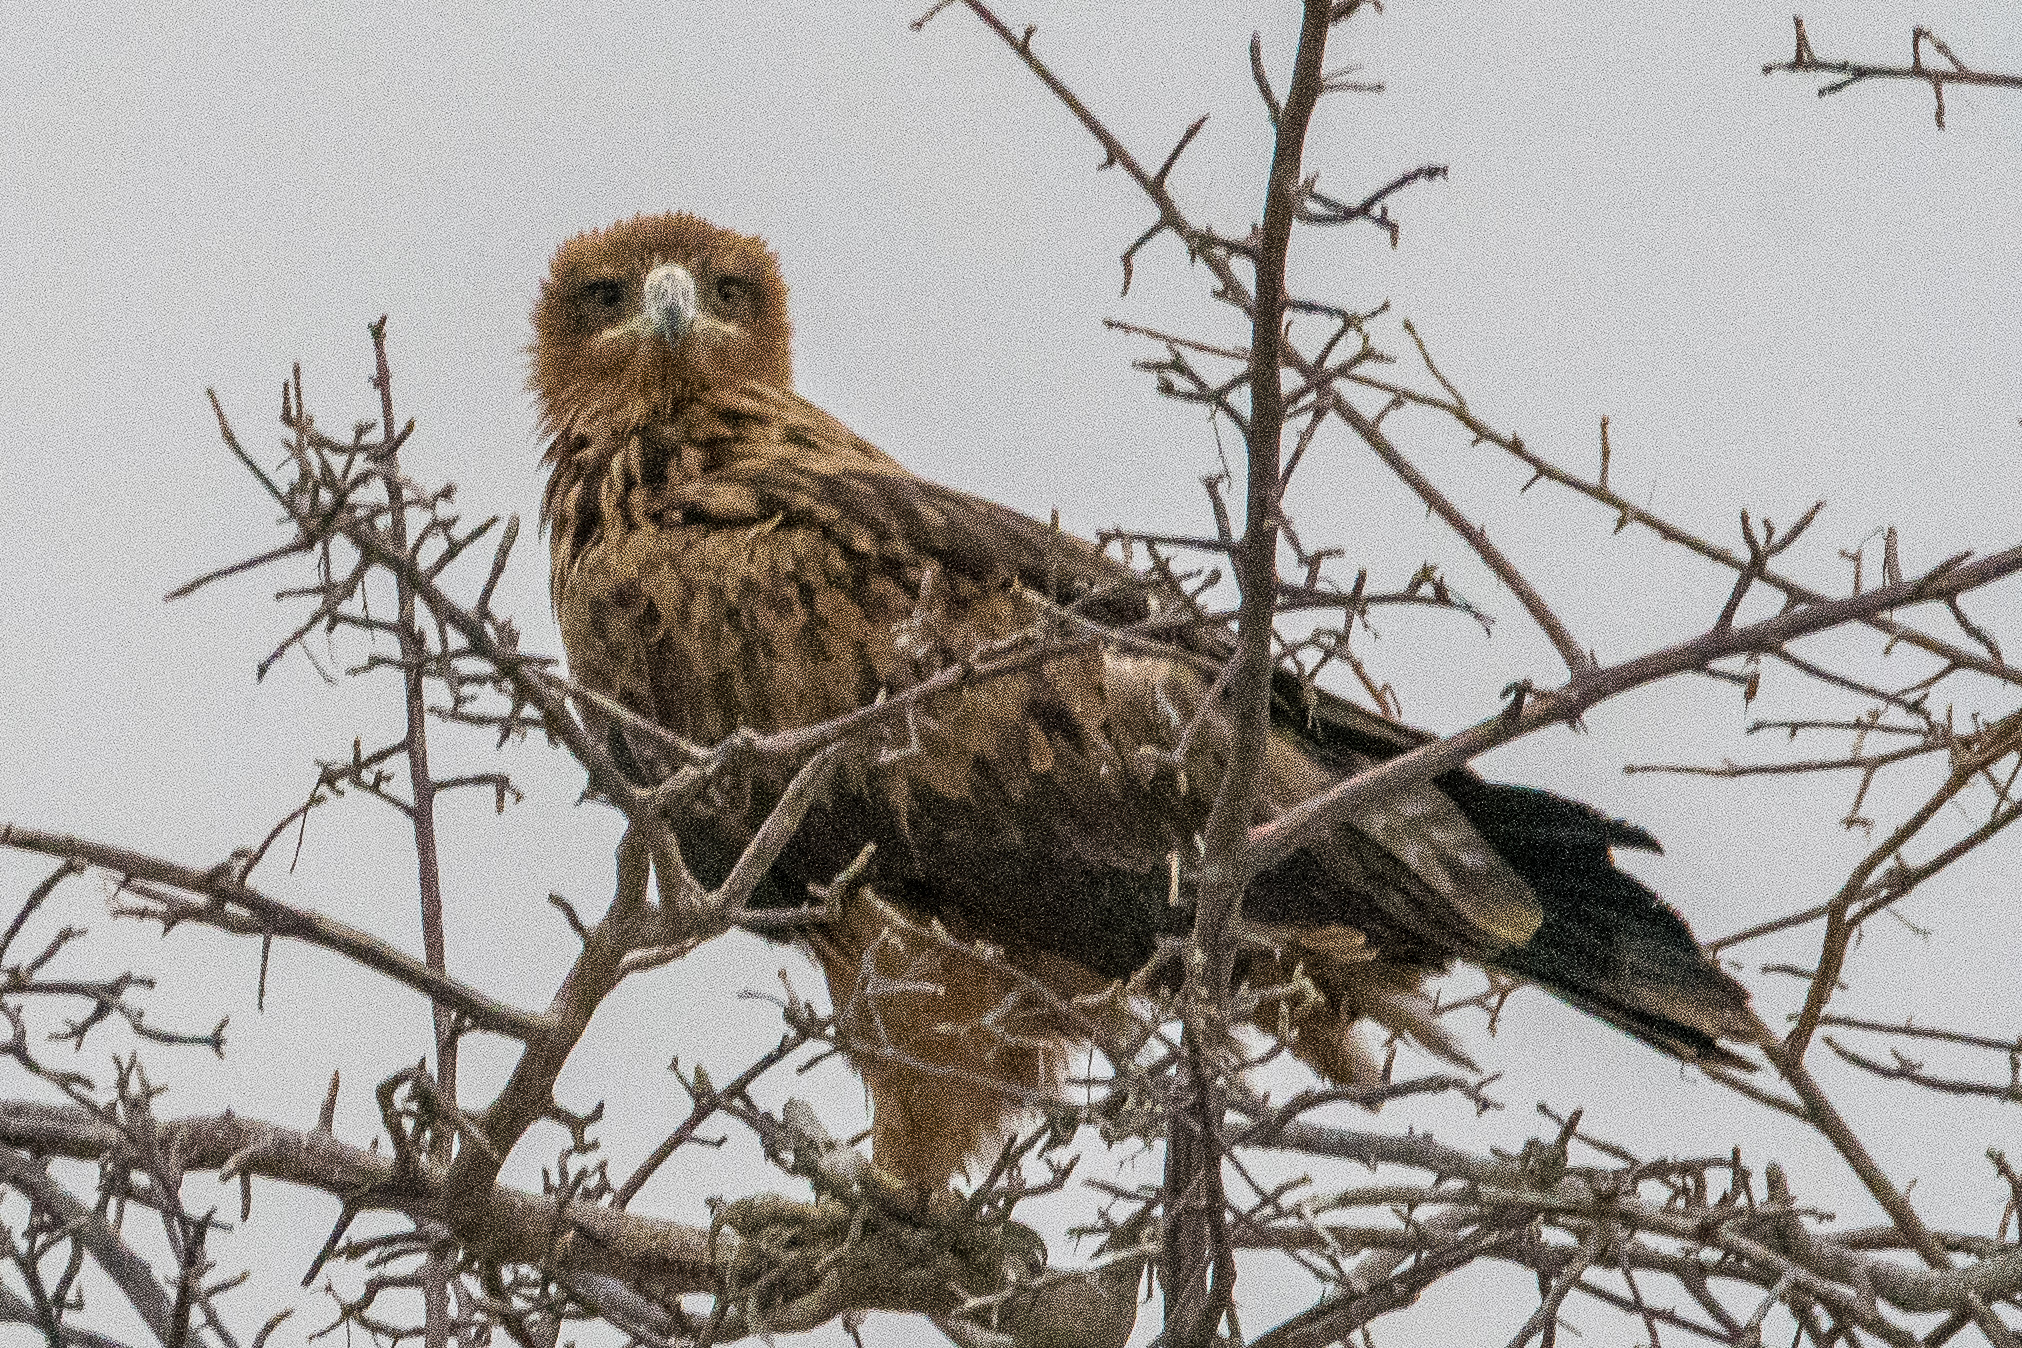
[1438,775,1760,1070]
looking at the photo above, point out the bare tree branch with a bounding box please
[1764,17,2022,129]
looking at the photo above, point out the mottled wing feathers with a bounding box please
[572,389,1559,963]
[654,389,1145,617]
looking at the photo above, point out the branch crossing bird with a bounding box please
[532,212,1758,1187]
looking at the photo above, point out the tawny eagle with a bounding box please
[532,212,1755,1185]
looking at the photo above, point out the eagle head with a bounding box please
[530,212,792,441]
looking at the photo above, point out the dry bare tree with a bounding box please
[4,5,2021,1347]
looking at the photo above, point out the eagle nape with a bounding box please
[533,211,1758,1188]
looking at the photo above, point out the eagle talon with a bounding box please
[709,1161,1046,1338]
[709,1190,841,1245]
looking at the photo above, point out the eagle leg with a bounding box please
[805,889,1090,1190]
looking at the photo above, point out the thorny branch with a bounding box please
[1765,17,2022,129]
[1157,2,1335,1343]
[359,318,459,1348]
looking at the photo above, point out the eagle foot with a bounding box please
[708,1172,1048,1338]
[702,1099,1057,1334]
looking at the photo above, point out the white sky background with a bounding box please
[2,2,2020,1345]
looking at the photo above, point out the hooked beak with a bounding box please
[625,263,733,348]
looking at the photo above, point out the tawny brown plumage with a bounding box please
[533,213,1757,1186]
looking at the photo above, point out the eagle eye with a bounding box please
[580,278,627,311]
[713,275,756,313]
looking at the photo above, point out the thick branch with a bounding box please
[361,321,456,1348]
[1168,7,1333,1344]
[1757,1039,2022,1348]
[1245,1112,2022,1322]
[0,824,552,1043]
[1345,364,2022,688]
[0,1100,718,1296]
[1197,0,1331,1019]
[0,1145,182,1346]
[1764,18,2022,129]
[1249,542,2022,873]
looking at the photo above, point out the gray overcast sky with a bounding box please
[3,3,2020,1344]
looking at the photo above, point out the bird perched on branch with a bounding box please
[532,212,1757,1187]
